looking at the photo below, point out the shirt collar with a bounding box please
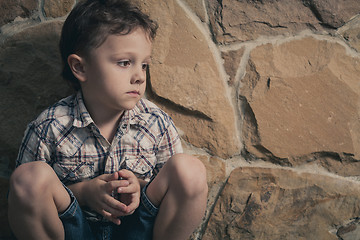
[72,91,94,128]
[72,91,148,130]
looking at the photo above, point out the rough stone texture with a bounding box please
[337,218,360,240]
[203,167,360,240]
[221,48,245,85]
[196,155,226,188]
[43,0,75,18]
[337,15,360,52]
[192,154,227,239]
[183,0,207,23]
[139,0,240,158]
[206,0,360,44]
[0,178,10,239]
[1,0,360,239]
[0,21,73,175]
[240,37,360,167]
[303,0,360,28]
[0,0,37,27]
[207,0,325,44]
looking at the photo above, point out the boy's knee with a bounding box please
[9,161,56,202]
[168,154,208,197]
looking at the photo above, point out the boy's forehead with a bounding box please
[90,29,153,56]
[100,28,152,47]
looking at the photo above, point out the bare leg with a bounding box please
[146,154,208,240]
[8,161,71,240]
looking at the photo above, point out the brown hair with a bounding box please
[59,0,158,90]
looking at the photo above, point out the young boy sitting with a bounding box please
[7,0,208,239]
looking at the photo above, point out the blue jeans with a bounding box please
[59,183,158,240]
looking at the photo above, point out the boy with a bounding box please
[7,0,208,239]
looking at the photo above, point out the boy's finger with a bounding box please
[98,172,118,182]
[103,194,128,212]
[117,184,139,194]
[124,200,139,215]
[105,180,129,194]
[102,210,121,225]
[117,169,136,179]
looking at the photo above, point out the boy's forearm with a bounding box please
[67,181,88,206]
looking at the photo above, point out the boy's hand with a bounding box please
[80,172,135,225]
[115,169,141,216]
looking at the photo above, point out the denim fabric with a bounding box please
[59,186,96,240]
[59,183,158,240]
[113,182,159,239]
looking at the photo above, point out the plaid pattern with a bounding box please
[16,92,183,185]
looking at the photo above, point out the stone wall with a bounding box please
[1,0,360,239]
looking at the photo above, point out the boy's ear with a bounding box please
[67,54,87,82]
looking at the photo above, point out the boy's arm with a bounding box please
[16,123,52,167]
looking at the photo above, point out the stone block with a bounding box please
[43,0,75,18]
[0,21,73,176]
[0,178,11,239]
[138,0,240,158]
[0,0,37,27]
[203,167,360,239]
[240,37,360,169]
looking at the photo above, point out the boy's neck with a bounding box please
[95,112,124,143]
[82,96,124,143]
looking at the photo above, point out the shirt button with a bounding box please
[69,172,75,178]
[122,124,127,129]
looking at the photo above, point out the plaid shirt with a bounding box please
[16,92,183,185]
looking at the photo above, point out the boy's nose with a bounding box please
[131,66,146,85]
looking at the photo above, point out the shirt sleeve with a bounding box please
[16,123,52,167]
[153,118,183,175]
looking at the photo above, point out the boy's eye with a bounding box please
[142,63,149,70]
[117,60,131,67]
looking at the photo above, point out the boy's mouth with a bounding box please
[126,90,140,95]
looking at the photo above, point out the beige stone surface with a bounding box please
[207,0,360,44]
[203,167,360,240]
[140,0,240,158]
[1,0,360,239]
[338,15,360,52]
[221,48,245,86]
[240,37,360,163]
[197,155,226,187]
[304,0,360,28]
[207,0,324,44]
[191,154,227,240]
[43,0,75,18]
[0,21,73,173]
[183,0,207,22]
[0,0,37,26]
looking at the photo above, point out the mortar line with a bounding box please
[38,0,46,22]
[176,0,242,150]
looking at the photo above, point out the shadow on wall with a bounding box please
[0,21,73,175]
[0,21,73,238]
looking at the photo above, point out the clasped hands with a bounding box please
[82,169,141,225]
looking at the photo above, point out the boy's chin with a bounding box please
[119,103,138,111]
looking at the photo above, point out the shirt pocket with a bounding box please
[53,128,96,183]
[53,161,95,183]
[124,153,156,180]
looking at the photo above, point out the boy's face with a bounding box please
[80,28,152,115]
